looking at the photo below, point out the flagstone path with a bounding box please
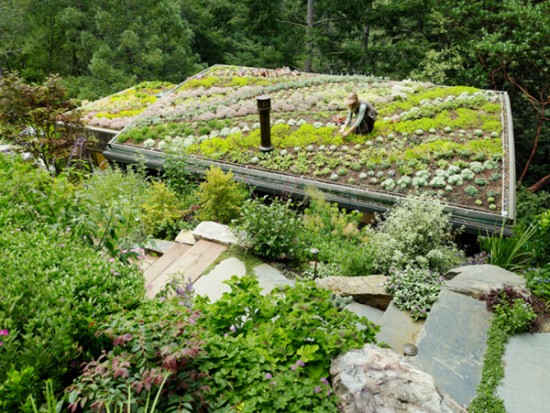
[141,223,548,412]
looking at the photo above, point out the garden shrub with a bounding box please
[141,181,184,239]
[301,189,367,270]
[195,167,249,224]
[385,267,445,320]
[163,152,195,197]
[367,193,463,273]
[525,264,550,305]
[66,298,205,413]
[233,196,306,261]
[67,276,378,412]
[0,226,144,410]
[195,276,378,412]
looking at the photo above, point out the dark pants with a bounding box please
[356,117,375,135]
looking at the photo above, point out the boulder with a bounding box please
[331,344,466,413]
[444,264,526,298]
[315,275,392,310]
[192,221,239,245]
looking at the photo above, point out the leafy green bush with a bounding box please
[195,276,378,412]
[67,276,378,412]
[141,181,183,239]
[66,299,204,413]
[234,196,306,261]
[163,152,195,197]
[196,167,249,224]
[300,189,377,275]
[0,226,144,410]
[385,267,444,320]
[368,194,463,273]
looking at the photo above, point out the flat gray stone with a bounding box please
[497,333,550,413]
[175,229,196,245]
[193,257,246,302]
[144,239,177,255]
[192,221,239,245]
[377,301,425,353]
[444,264,526,298]
[253,263,295,295]
[345,301,384,326]
[315,275,392,310]
[414,289,491,407]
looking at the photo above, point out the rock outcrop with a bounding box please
[331,344,466,413]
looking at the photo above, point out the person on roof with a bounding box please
[340,92,377,137]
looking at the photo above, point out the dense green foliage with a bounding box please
[0,155,146,410]
[67,276,378,412]
[196,167,249,224]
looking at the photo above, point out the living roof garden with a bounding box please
[80,81,175,131]
[100,65,516,231]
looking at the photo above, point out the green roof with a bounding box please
[94,65,516,232]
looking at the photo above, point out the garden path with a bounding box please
[143,239,226,298]
[141,229,546,412]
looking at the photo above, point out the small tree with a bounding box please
[196,167,249,224]
[0,73,83,175]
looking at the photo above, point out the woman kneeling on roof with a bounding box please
[340,92,377,137]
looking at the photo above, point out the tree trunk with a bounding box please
[304,0,314,72]
[361,3,373,68]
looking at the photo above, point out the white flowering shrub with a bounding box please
[367,194,463,273]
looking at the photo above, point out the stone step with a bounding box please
[413,289,491,407]
[376,301,424,353]
[145,240,226,298]
[253,263,295,295]
[497,333,550,413]
[193,257,246,302]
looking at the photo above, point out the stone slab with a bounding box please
[377,301,424,353]
[175,229,196,245]
[315,275,392,310]
[414,289,491,407]
[192,221,239,245]
[444,264,526,298]
[253,263,295,295]
[497,333,550,413]
[193,257,246,302]
[345,301,384,326]
[144,239,177,255]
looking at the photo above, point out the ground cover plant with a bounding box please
[110,65,507,214]
[80,81,175,131]
[66,276,378,412]
[469,287,538,413]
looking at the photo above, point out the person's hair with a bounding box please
[345,92,359,109]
